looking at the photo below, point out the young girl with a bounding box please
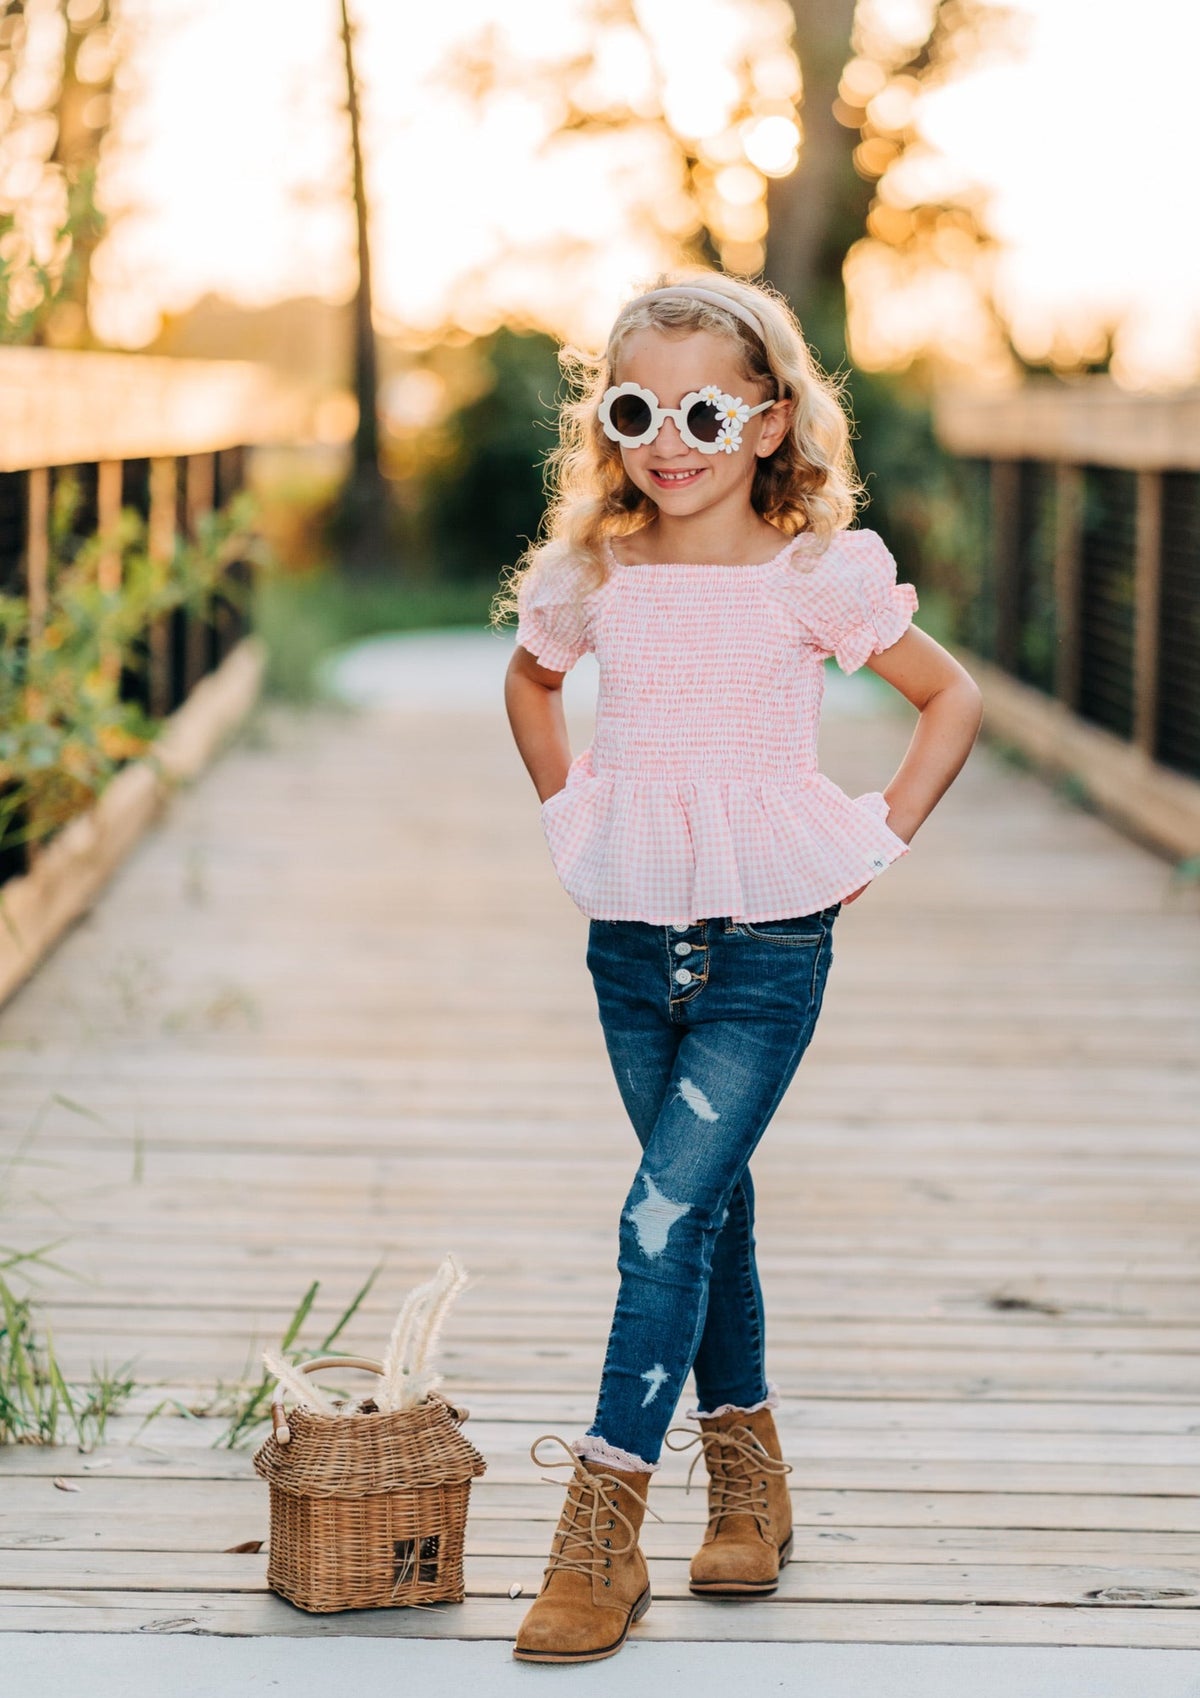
[499,272,982,1665]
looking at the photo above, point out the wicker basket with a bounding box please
[252,1355,487,1612]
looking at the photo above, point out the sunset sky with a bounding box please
[87,0,1200,389]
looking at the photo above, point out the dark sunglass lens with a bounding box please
[686,400,722,442]
[610,394,653,438]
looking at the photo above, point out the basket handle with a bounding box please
[268,1357,469,1444]
[270,1355,383,1445]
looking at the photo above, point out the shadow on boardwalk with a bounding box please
[1,630,1198,1653]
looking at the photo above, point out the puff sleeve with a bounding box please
[514,564,591,673]
[802,530,918,674]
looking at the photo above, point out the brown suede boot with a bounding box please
[668,1404,793,1597]
[512,1437,653,1664]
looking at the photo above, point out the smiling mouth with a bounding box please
[649,468,705,486]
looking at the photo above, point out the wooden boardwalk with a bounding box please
[2,635,1198,1647]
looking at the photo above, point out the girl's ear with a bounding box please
[755,398,794,458]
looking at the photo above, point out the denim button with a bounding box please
[673,941,692,957]
[674,968,693,985]
[671,923,689,933]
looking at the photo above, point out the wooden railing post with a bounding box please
[185,453,216,690]
[1132,470,1163,760]
[95,459,124,686]
[148,456,177,716]
[25,467,50,641]
[96,460,123,594]
[1053,463,1083,711]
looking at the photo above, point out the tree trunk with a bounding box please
[336,0,391,563]
[764,0,863,352]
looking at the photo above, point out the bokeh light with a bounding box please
[15,0,1188,391]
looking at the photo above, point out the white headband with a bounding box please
[628,285,768,344]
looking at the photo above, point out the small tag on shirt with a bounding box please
[867,853,889,873]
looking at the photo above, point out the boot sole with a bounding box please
[688,1532,794,1599]
[511,1585,652,1664]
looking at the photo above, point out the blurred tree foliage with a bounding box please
[763,0,1023,606]
[435,0,799,290]
[402,327,562,583]
[0,0,114,347]
[406,0,1025,617]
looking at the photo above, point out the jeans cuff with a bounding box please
[571,1434,658,1474]
[686,1380,779,1421]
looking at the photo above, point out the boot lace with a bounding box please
[665,1424,790,1534]
[529,1435,654,1588]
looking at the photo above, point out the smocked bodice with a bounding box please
[514,528,918,925]
[588,561,826,782]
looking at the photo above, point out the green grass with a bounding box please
[253,567,501,703]
[136,1264,384,1449]
[0,1252,137,1448]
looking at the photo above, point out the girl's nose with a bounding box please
[654,414,687,454]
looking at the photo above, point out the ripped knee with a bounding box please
[624,1173,691,1258]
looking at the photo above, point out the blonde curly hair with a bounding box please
[492,269,862,629]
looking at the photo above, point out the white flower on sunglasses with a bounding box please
[716,394,751,426]
[698,385,724,404]
[715,425,740,453]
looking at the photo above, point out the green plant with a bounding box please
[0,1094,136,1448]
[137,1265,384,1450]
[75,1360,139,1443]
[218,1266,383,1449]
[0,1270,137,1447]
[0,1276,76,1445]
[0,484,269,863]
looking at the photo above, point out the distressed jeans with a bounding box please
[578,904,840,1470]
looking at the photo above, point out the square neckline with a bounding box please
[603,534,805,571]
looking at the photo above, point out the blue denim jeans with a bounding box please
[578,904,840,1470]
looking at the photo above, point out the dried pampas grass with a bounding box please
[378,1253,469,1413]
[263,1254,471,1419]
[261,1351,344,1418]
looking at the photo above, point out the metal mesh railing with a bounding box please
[1014,459,1058,695]
[1157,471,1200,780]
[1077,466,1137,741]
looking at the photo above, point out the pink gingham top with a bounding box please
[515,527,918,925]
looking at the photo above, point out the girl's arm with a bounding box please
[505,645,574,804]
[844,627,983,904]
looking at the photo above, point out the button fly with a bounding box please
[673,941,692,957]
[671,923,690,933]
[674,968,693,986]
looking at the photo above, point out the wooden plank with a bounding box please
[24,465,49,640]
[2,1445,1192,1497]
[6,1479,1200,1532]
[1,1548,1198,1611]
[0,1590,1198,1647]
[934,380,1200,473]
[0,347,322,470]
[147,455,177,717]
[6,1504,1200,1564]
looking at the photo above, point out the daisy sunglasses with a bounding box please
[598,381,777,455]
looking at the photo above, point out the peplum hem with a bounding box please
[540,753,910,925]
